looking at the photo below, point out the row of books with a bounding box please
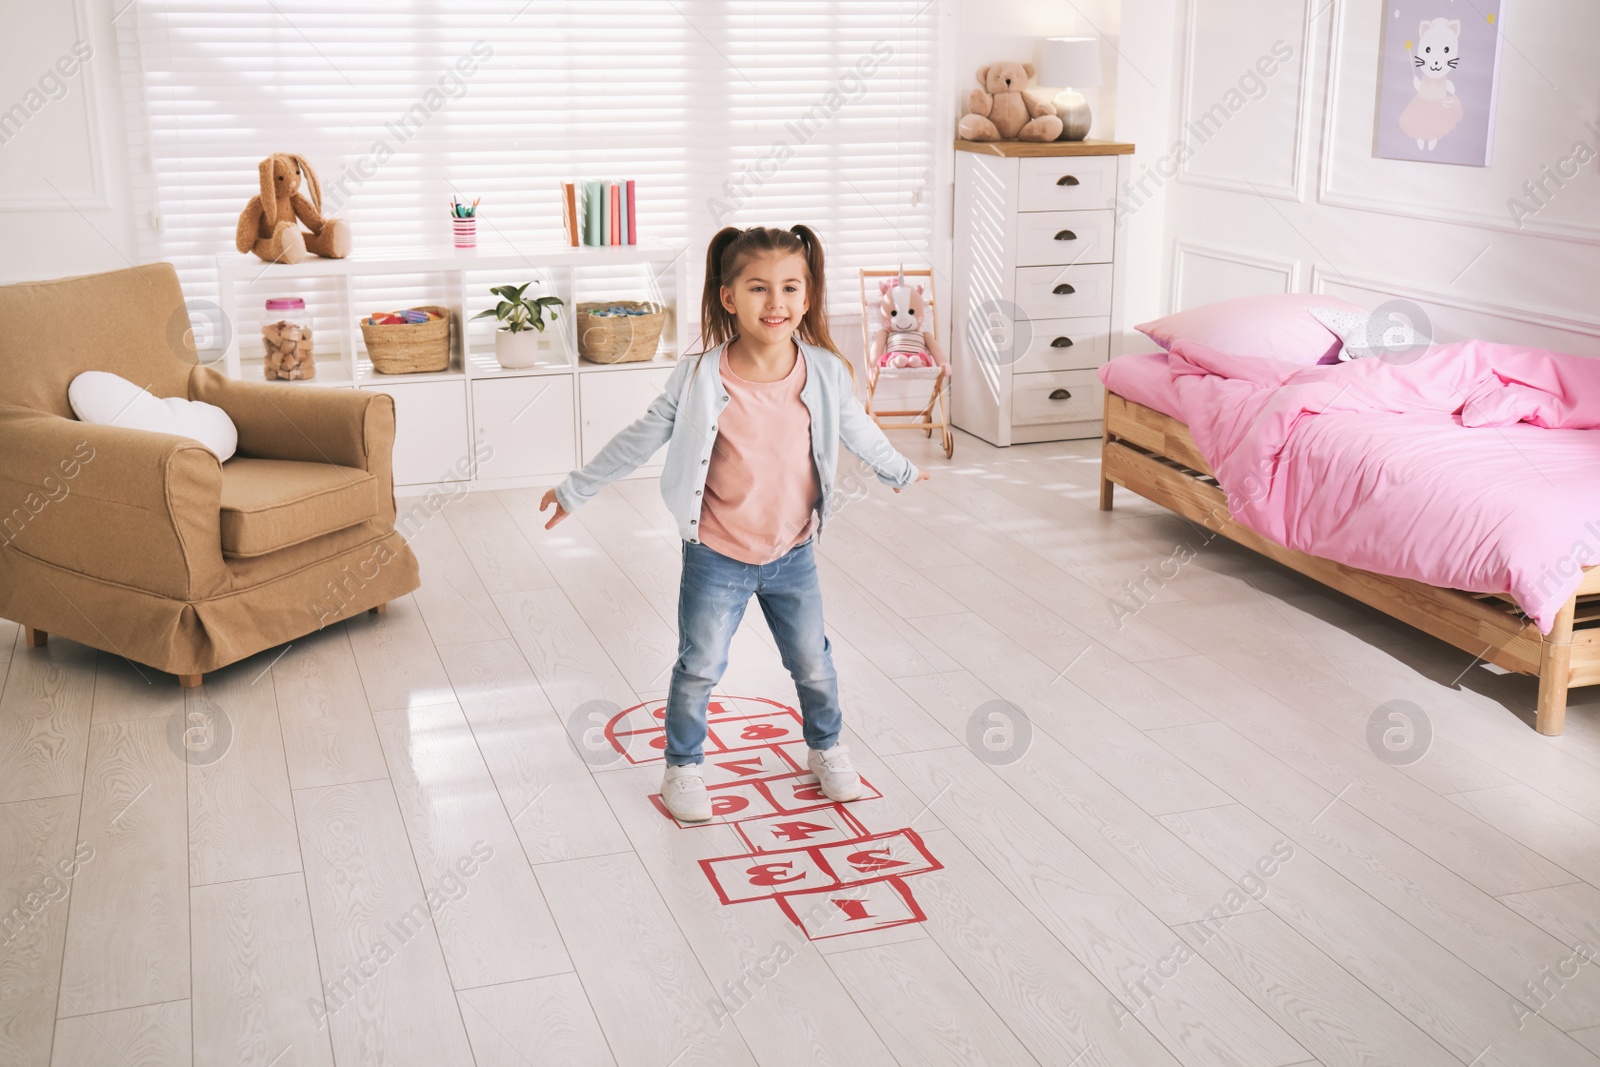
[561,180,637,247]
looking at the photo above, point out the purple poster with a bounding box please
[1373,1,1507,167]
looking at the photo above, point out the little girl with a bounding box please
[539,224,929,822]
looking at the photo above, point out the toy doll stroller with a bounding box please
[858,267,953,458]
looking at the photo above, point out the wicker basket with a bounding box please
[360,306,451,374]
[576,300,667,364]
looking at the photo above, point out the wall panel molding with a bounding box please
[0,0,110,212]
[1176,0,1317,202]
[1310,264,1600,352]
[1171,240,1299,313]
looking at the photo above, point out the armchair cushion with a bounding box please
[189,368,399,523]
[219,458,378,558]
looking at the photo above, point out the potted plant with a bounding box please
[473,282,564,369]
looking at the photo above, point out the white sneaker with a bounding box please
[807,743,863,802]
[661,763,712,822]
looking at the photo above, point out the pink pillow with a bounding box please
[1135,294,1365,366]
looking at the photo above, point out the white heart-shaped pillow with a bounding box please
[68,372,238,461]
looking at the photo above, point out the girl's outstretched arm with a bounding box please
[837,371,923,489]
[549,354,695,519]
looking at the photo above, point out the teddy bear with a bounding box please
[262,320,315,380]
[235,153,351,264]
[870,270,947,371]
[958,61,1064,142]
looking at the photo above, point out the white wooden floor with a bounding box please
[5,427,1600,1066]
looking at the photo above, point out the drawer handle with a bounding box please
[1053,230,1078,241]
[1049,388,1072,400]
[1052,283,1076,295]
[1056,175,1080,186]
[1051,336,1074,348]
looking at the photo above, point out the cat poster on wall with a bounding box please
[1373,0,1508,166]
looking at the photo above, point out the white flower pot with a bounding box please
[494,327,552,369]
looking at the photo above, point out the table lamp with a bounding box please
[1037,37,1102,141]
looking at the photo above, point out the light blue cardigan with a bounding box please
[553,339,920,545]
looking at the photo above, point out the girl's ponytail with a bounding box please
[698,226,744,355]
[787,224,845,373]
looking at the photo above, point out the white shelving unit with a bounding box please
[217,243,689,490]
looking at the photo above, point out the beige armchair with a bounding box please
[0,263,420,686]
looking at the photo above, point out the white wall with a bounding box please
[1115,0,1600,357]
[0,0,138,283]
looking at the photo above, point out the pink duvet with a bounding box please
[1163,338,1600,632]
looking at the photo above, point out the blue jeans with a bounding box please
[664,537,842,766]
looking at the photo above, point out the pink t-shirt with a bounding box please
[697,349,821,565]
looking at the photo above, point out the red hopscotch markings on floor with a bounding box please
[611,695,941,939]
[606,700,809,765]
[700,828,942,905]
[775,876,927,940]
[645,769,884,826]
[734,804,870,853]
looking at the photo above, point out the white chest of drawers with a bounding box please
[951,138,1135,445]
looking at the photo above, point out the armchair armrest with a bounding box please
[189,368,398,521]
[0,406,227,601]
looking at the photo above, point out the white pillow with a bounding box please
[68,372,238,461]
[1309,306,1432,362]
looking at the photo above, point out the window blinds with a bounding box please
[116,1,938,341]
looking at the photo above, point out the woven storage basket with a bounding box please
[577,300,667,364]
[361,306,451,374]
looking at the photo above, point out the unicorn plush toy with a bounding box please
[871,267,947,370]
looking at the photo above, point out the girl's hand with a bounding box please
[539,488,570,528]
[893,469,932,494]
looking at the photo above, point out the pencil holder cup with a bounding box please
[452,216,477,249]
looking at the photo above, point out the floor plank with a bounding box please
[537,851,759,1067]
[1142,654,1573,897]
[0,636,95,805]
[436,639,632,864]
[190,872,334,1067]
[825,938,1040,1065]
[440,491,560,596]
[898,669,1254,926]
[292,779,476,1067]
[57,718,188,1018]
[1147,718,1600,1031]
[345,595,457,713]
[885,746,1309,1067]
[372,701,571,989]
[1161,802,1600,1066]
[912,827,1181,1066]
[457,974,616,1067]
[1172,908,1458,1067]
[186,657,300,886]
[403,514,514,648]
[0,794,81,1066]
[89,652,185,726]
[270,625,389,790]
[49,999,189,1067]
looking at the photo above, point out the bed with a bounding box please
[1097,350,1600,736]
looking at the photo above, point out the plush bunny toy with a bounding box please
[871,269,947,370]
[235,153,351,264]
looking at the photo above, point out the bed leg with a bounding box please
[1099,418,1116,510]
[1537,597,1576,736]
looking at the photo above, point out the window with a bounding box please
[117,1,938,342]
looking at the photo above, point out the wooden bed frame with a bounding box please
[1099,390,1600,735]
